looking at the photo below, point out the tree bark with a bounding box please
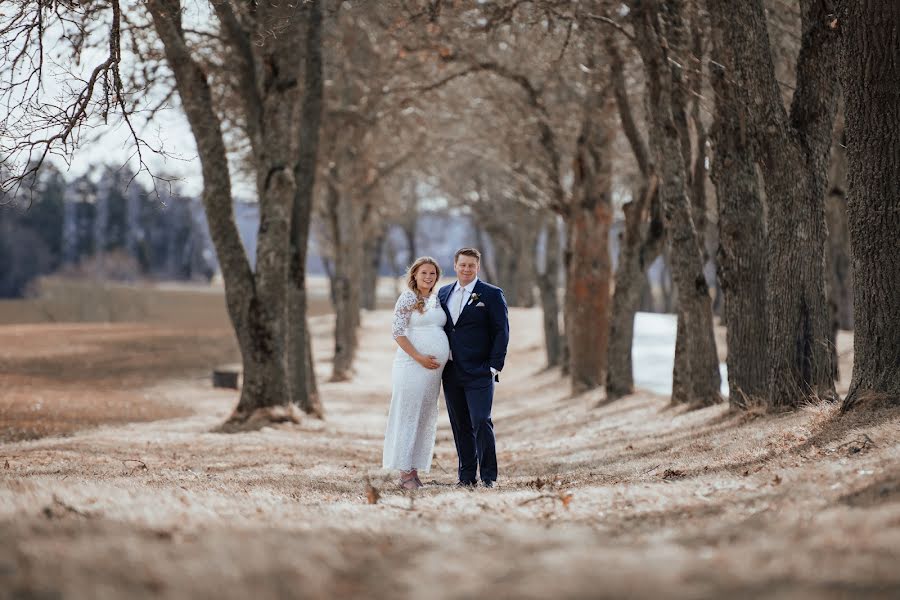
[631,0,721,406]
[567,89,614,394]
[840,0,900,411]
[604,34,665,401]
[361,226,385,311]
[537,213,562,368]
[708,54,768,408]
[327,169,363,382]
[606,181,664,400]
[715,0,839,407]
[148,0,299,424]
[288,0,324,418]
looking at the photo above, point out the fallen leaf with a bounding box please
[365,478,380,505]
[772,474,782,485]
[559,492,573,508]
[662,468,686,480]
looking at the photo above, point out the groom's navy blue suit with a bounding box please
[439,279,509,485]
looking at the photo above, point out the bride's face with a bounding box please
[415,263,437,293]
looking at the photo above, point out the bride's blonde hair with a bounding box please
[406,256,442,312]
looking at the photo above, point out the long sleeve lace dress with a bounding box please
[382,290,450,472]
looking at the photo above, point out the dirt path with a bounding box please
[1,309,899,599]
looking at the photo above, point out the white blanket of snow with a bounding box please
[632,312,729,397]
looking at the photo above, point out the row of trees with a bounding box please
[0,164,212,297]
[1,0,895,426]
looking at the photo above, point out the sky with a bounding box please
[4,1,216,198]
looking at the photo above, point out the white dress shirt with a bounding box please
[450,277,478,325]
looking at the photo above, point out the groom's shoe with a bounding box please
[456,480,477,489]
[481,480,496,489]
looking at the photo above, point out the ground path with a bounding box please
[1,308,899,599]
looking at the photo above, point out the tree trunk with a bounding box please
[840,0,900,411]
[514,216,538,308]
[329,174,362,382]
[537,213,562,368]
[473,224,496,284]
[288,0,324,418]
[714,0,839,408]
[567,91,614,394]
[632,0,721,406]
[708,25,768,408]
[607,182,664,400]
[825,116,853,364]
[605,34,665,400]
[361,227,385,311]
[824,126,850,381]
[148,0,296,424]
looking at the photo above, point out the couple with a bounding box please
[382,247,510,490]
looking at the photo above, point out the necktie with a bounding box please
[453,285,466,324]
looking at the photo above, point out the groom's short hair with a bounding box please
[454,247,481,264]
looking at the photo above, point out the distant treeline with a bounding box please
[0,165,214,298]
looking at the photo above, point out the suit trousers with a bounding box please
[442,360,497,483]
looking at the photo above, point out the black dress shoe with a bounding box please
[456,480,477,488]
[481,480,495,488]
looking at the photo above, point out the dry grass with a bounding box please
[1,302,899,599]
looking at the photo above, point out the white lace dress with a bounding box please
[382,290,450,472]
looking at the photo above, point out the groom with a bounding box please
[439,247,509,488]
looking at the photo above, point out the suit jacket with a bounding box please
[439,279,509,384]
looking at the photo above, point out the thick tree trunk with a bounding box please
[715,0,839,408]
[763,148,836,407]
[632,0,721,406]
[537,213,562,368]
[288,0,324,418]
[708,28,768,408]
[148,0,296,424]
[840,0,900,411]
[567,92,614,393]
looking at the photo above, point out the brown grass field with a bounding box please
[1,281,899,599]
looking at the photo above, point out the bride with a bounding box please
[382,256,450,489]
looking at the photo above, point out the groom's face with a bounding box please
[454,255,479,286]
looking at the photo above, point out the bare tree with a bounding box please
[712,0,839,408]
[630,0,721,406]
[147,0,326,423]
[604,31,666,401]
[1,1,328,425]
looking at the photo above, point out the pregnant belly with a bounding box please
[406,328,450,363]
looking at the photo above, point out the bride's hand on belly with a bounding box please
[415,353,441,370]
